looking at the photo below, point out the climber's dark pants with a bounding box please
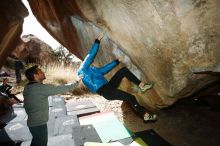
[97,67,148,116]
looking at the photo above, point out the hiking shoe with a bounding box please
[144,113,157,122]
[139,83,154,92]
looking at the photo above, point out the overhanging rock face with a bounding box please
[0,0,28,67]
[1,0,220,109]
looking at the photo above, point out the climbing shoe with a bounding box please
[139,83,154,92]
[143,113,157,122]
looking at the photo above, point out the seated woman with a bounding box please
[0,78,22,103]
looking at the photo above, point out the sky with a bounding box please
[21,0,60,49]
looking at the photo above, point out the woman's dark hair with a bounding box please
[25,65,38,81]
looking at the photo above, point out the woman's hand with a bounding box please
[76,75,83,82]
[97,32,105,41]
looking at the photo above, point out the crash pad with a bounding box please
[0,121,32,142]
[49,106,67,118]
[67,107,100,117]
[135,129,172,146]
[79,111,133,143]
[66,100,97,112]
[117,137,134,145]
[84,141,124,146]
[21,134,75,146]
[0,107,27,124]
[66,100,100,117]
[54,115,79,135]
[48,95,65,108]
[72,124,101,146]
[12,103,24,108]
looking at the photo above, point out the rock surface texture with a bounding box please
[1,0,220,109]
[0,0,28,67]
[11,34,57,65]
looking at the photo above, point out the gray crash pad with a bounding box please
[66,100,97,112]
[48,95,65,108]
[21,134,75,146]
[49,106,67,118]
[66,100,100,117]
[72,124,101,146]
[54,115,79,136]
[0,121,32,142]
[0,108,27,124]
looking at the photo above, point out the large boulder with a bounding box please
[1,0,220,109]
[0,0,28,67]
[11,34,58,65]
[27,0,220,108]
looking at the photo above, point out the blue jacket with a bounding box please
[78,39,119,93]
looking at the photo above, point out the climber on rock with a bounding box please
[78,32,157,122]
